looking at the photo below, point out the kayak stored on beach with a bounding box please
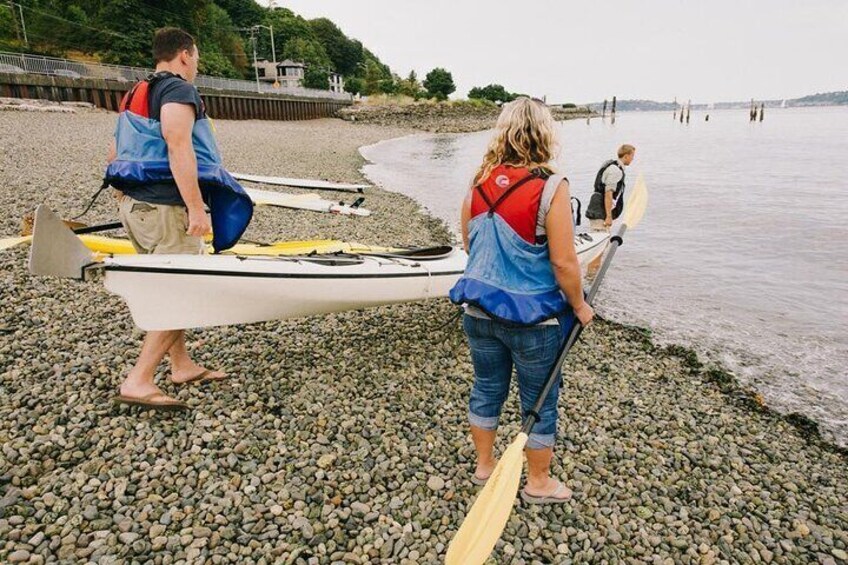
[245,188,371,217]
[232,172,369,193]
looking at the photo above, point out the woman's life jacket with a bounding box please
[103,72,253,252]
[449,165,575,326]
[585,159,625,221]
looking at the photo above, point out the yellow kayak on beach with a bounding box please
[1,233,401,257]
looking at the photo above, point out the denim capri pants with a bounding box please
[462,313,567,450]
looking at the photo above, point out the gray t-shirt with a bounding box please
[601,159,625,192]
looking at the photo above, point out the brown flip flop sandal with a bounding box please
[171,369,226,386]
[520,481,573,505]
[113,388,188,412]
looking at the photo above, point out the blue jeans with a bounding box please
[462,314,566,450]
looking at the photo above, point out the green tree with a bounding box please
[302,65,329,90]
[281,37,331,69]
[468,84,517,103]
[398,70,421,98]
[423,67,455,101]
[344,76,363,95]
[214,0,263,28]
[363,60,383,95]
[308,17,361,76]
[378,76,399,95]
[196,3,245,78]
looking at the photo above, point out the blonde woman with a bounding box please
[449,98,593,504]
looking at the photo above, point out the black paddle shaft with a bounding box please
[520,224,629,435]
[72,221,123,235]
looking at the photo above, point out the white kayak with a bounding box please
[233,172,368,193]
[102,249,465,330]
[28,207,609,331]
[245,187,371,217]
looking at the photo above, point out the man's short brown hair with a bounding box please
[153,27,196,63]
[618,144,636,158]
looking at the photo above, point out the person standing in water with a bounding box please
[450,98,593,504]
[585,144,635,278]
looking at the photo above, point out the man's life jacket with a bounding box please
[103,73,253,252]
[585,159,625,221]
[449,165,576,326]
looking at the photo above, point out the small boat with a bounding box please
[28,207,610,331]
[232,172,369,193]
[246,188,371,217]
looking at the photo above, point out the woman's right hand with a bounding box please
[573,301,594,326]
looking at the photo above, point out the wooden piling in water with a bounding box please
[686,99,691,124]
[759,103,765,122]
[602,99,607,119]
[611,96,617,124]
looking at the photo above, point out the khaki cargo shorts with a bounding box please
[118,195,205,255]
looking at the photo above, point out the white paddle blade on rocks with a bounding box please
[0,235,31,252]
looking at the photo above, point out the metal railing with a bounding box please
[0,51,352,101]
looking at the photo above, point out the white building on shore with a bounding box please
[253,59,344,93]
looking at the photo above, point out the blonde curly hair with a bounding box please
[473,97,559,185]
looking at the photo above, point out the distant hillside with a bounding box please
[587,90,848,111]
[791,91,848,106]
[0,1,392,93]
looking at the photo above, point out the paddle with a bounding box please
[0,219,124,252]
[445,175,649,565]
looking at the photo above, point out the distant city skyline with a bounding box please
[273,0,848,104]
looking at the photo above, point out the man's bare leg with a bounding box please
[168,331,226,383]
[119,330,183,399]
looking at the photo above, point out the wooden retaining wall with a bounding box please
[0,72,351,120]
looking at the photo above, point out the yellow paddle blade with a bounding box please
[623,174,648,229]
[446,432,529,565]
[0,235,32,252]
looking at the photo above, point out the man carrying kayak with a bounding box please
[585,144,635,278]
[105,28,252,410]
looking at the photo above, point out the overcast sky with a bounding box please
[272,0,847,104]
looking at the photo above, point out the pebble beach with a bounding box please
[1,107,846,565]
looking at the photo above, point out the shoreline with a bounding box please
[359,132,848,456]
[1,111,846,564]
[339,100,594,133]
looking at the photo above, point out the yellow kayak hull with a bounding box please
[78,235,399,256]
[2,233,400,256]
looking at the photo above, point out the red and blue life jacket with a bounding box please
[450,165,574,326]
[104,74,253,252]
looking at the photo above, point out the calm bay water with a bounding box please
[361,107,848,447]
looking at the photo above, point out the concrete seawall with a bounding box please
[0,72,350,120]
